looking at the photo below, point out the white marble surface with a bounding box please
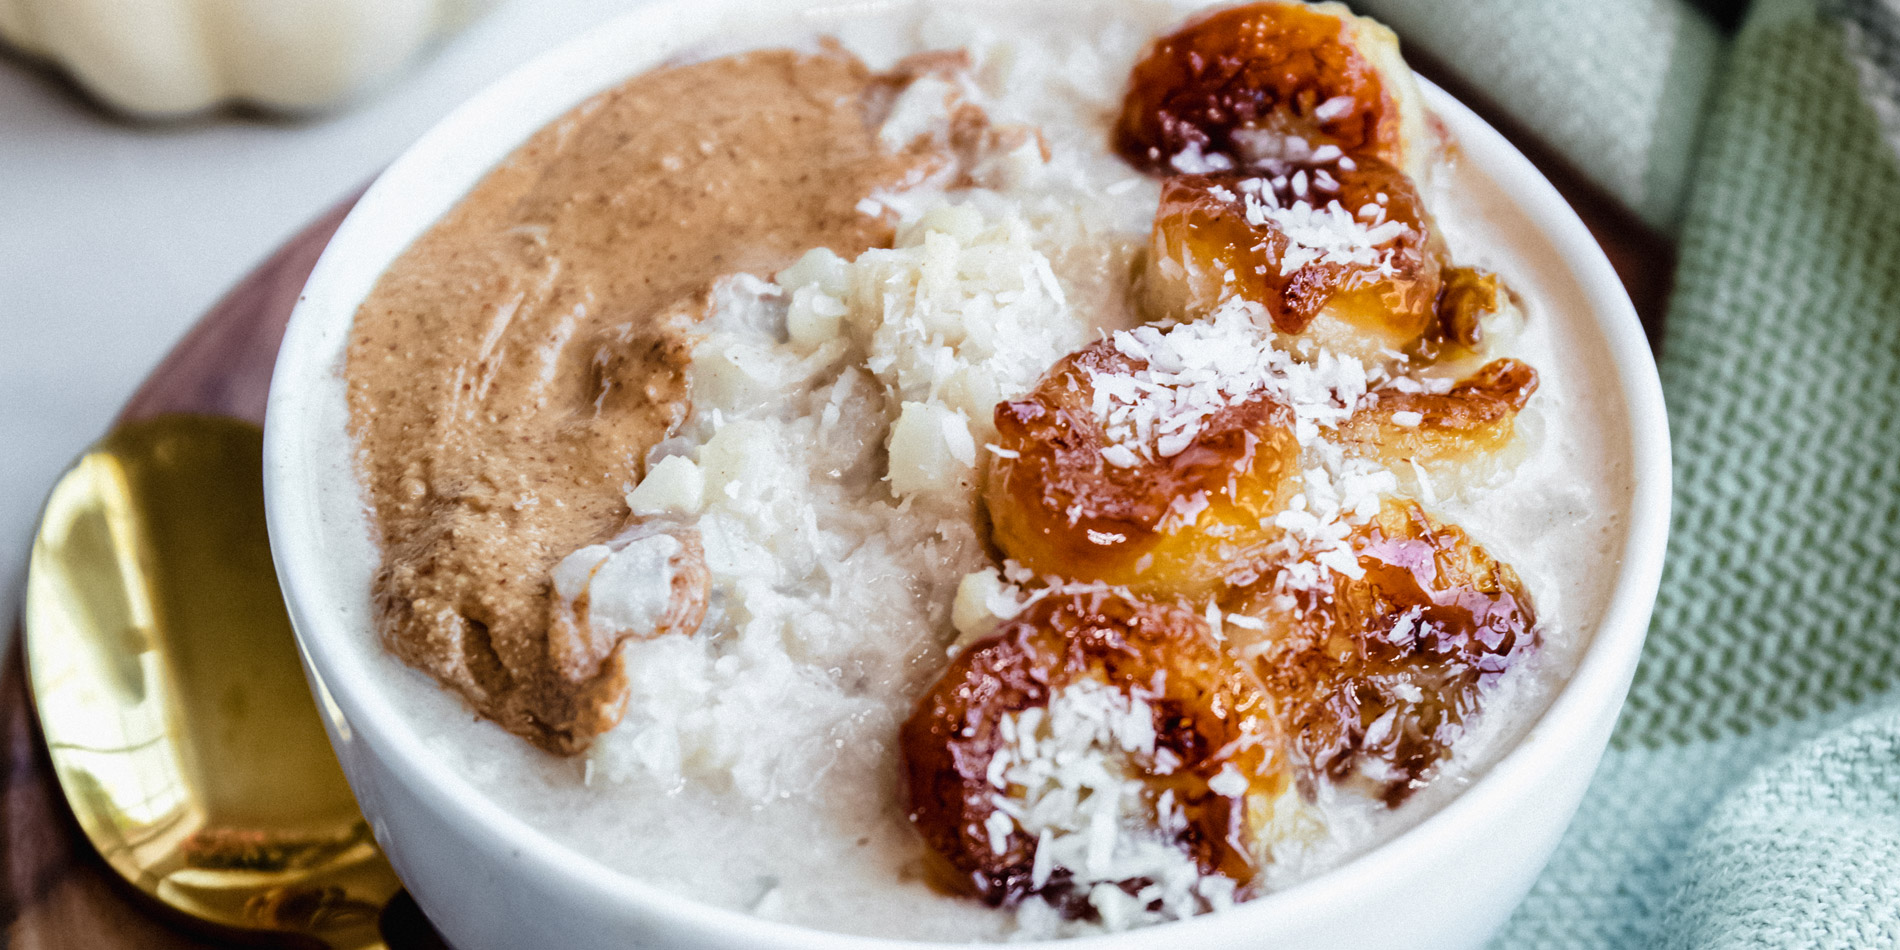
[0,0,649,632]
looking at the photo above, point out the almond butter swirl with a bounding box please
[346,48,945,753]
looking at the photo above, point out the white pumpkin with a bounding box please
[0,0,492,118]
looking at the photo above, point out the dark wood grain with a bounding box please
[0,72,1676,947]
[3,189,371,950]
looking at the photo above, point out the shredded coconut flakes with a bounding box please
[1078,302,1400,596]
[1085,302,1371,463]
[986,680,1240,928]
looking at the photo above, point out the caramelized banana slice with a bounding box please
[1143,160,1442,359]
[1114,1,1432,182]
[986,335,1300,596]
[1228,499,1536,806]
[1341,358,1539,471]
[902,588,1288,911]
[1429,266,1510,358]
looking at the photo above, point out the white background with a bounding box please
[0,0,650,630]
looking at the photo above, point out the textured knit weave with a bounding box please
[1663,709,1900,948]
[1350,0,1725,230]
[1480,0,1900,944]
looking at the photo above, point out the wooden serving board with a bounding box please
[0,72,1672,947]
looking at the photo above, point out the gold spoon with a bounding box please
[23,414,408,949]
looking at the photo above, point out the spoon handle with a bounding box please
[1,186,430,950]
[0,649,220,949]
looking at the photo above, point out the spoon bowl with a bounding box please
[24,414,400,949]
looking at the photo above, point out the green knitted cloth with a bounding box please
[1360,0,1900,944]
[1353,0,1724,230]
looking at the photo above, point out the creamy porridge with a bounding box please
[339,0,1631,940]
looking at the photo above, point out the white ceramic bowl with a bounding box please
[264,2,1672,946]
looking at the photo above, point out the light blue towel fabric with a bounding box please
[1380,0,1900,945]
[1351,0,1725,230]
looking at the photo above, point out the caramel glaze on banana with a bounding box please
[902,2,1550,914]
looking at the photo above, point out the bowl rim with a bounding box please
[263,1,1672,946]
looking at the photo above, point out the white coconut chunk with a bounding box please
[627,455,705,516]
[878,74,964,152]
[951,567,1023,644]
[552,530,682,640]
[786,285,849,346]
[696,420,778,501]
[887,401,977,498]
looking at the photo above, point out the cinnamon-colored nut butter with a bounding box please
[346,48,942,754]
